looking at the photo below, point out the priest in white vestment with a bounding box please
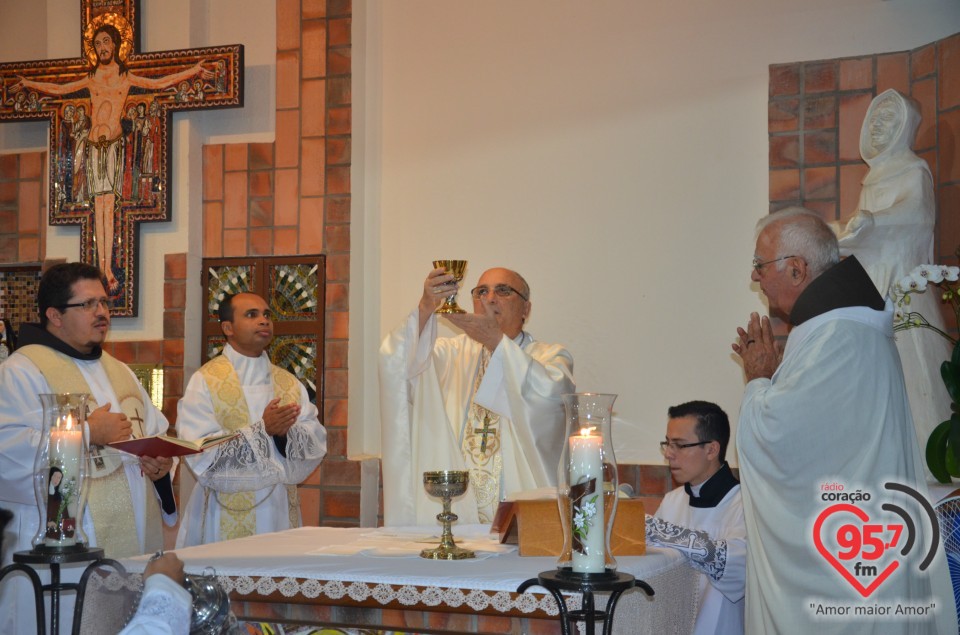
[732,208,957,634]
[379,267,575,525]
[0,263,175,635]
[647,400,745,635]
[176,292,327,547]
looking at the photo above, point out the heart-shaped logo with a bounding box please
[813,503,901,598]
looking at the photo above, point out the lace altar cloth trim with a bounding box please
[87,565,698,633]
[89,572,566,616]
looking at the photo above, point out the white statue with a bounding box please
[836,88,950,466]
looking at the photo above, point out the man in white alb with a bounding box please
[176,292,327,546]
[379,267,575,525]
[646,400,745,635]
[0,262,174,634]
[732,207,956,634]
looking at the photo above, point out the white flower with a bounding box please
[893,308,905,324]
[573,512,586,530]
[582,500,597,519]
[945,266,960,282]
[907,272,929,291]
[918,264,944,284]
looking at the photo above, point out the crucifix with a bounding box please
[474,411,497,454]
[0,0,242,316]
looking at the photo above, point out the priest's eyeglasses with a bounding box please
[58,298,111,312]
[659,440,709,455]
[752,255,796,274]
[470,284,529,301]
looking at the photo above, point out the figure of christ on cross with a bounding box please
[10,23,212,294]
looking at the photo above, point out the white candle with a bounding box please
[48,413,82,546]
[569,425,605,573]
[50,413,83,476]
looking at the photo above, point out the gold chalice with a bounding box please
[420,470,476,560]
[432,260,468,314]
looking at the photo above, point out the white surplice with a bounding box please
[379,309,575,526]
[655,484,746,635]
[738,303,957,634]
[0,352,171,635]
[175,345,327,547]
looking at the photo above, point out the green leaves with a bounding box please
[926,414,960,484]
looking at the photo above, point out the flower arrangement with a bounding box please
[891,263,960,483]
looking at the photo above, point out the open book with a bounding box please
[108,432,239,458]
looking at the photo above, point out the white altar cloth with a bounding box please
[109,525,698,633]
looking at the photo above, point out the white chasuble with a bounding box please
[379,308,574,526]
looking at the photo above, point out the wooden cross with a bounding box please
[474,411,496,454]
[0,0,242,316]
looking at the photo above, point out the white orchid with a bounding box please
[890,264,960,344]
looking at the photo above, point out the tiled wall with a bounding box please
[0,152,45,265]
[201,0,355,527]
[768,31,960,335]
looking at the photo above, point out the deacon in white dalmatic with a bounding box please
[176,292,327,546]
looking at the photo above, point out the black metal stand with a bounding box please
[517,569,654,635]
[0,547,125,635]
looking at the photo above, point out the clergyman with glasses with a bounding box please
[0,262,175,634]
[646,400,745,635]
[379,266,575,526]
[731,207,956,633]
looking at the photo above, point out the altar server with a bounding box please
[646,400,745,635]
[379,266,575,525]
[176,292,327,547]
[0,262,175,634]
[732,207,957,634]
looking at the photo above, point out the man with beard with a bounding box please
[0,263,175,633]
[11,23,211,293]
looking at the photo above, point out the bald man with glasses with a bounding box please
[0,262,174,634]
[379,266,575,525]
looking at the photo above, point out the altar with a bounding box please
[106,525,698,634]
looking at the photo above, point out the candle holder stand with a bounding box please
[517,568,654,635]
[0,547,125,635]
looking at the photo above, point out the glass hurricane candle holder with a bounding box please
[556,393,618,576]
[32,393,90,552]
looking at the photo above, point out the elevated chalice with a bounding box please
[432,259,468,314]
[420,470,476,560]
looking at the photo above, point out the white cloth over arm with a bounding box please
[379,308,574,526]
[175,345,327,547]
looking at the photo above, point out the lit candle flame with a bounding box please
[63,413,77,431]
[579,425,597,437]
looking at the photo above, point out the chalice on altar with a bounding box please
[420,470,476,560]
[432,260,468,314]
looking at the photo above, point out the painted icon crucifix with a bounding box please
[0,0,243,316]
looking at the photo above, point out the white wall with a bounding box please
[0,0,275,368]
[356,0,960,464]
